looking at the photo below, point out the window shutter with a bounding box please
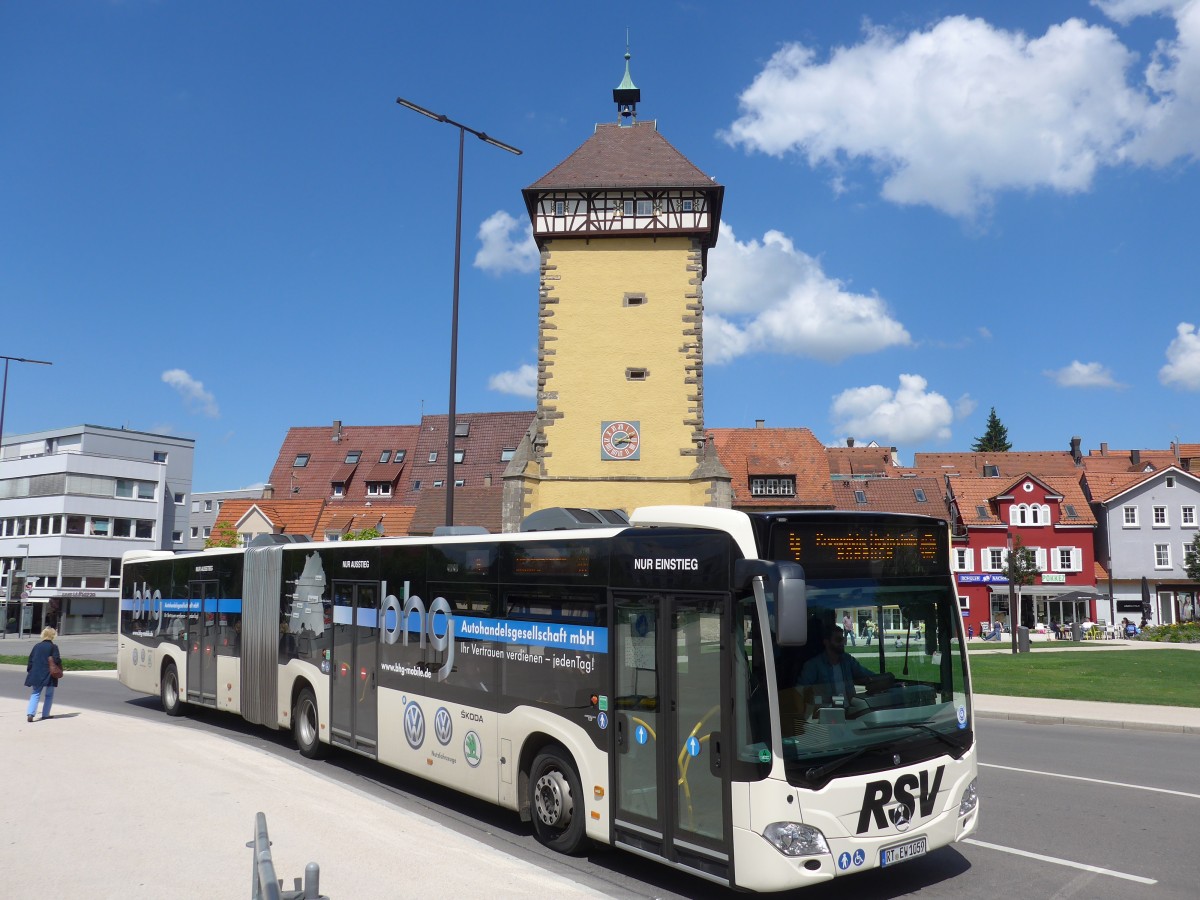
[1072,548,1082,572]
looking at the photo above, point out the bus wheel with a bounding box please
[161,661,185,717]
[293,686,325,759]
[529,747,588,854]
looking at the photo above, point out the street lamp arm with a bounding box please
[395,97,521,155]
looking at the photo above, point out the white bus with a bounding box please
[118,506,978,892]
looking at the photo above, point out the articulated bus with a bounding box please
[118,506,978,892]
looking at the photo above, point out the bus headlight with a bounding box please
[762,822,830,857]
[959,778,978,817]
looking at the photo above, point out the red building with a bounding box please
[946,473,1100,636]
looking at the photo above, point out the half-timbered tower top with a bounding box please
[522,118,724,270]
[613,49,640,122]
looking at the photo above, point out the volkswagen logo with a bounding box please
[887,802,914,832]
[434,706,453,746]
[404,701,425,749]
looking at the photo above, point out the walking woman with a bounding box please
[25,626,63,722]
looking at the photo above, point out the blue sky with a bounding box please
[3,1,1199,491]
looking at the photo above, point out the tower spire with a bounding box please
[613,35,640,124]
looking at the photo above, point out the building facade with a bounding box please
[1,425,194,633]
[1089,465,1200,625]
[187,487,266,550]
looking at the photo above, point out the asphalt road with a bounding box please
[4,669,1197,899]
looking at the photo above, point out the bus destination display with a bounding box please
[775,523,946,579]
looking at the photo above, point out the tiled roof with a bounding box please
[1039,475,1097,526]
[708,427,833,508]
[1082,447,1180,473]
[314,504,415,540]
[401,411,534,505]
[1083,471,1149,503]
[911,451,1081,478]
[946,474,1096,527]
[830,477,950,518]
[215,499,327,537]
[266,423,419,506]
[827,445,900,477]
[408,484,506,535]
[527,121,718,190]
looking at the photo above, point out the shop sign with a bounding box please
[1041,574,1066,583]
[957,574,1009,584]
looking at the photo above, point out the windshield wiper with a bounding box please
[863,721,969,754]
[805,747,869,782]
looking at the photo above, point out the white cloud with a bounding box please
[704,221,911,363]
[488,363,538,397]
[722,12,1183,218]
[954,394,978,419]
[473,211,539,275]
[1159,322,1200,389]
[830,374,954,444]
[161,369,219,418]
[1045,360,1124,387]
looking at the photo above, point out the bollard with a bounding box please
[249,812,329,900]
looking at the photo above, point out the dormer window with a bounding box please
[914,489,927,502]
[293,454,310,468]
[366,482,392,497]
[344,451,361,464]
[379,450,391,464]
[331,482,345,498]
[750,476,795,497]
[983,465,999,477]
[854,490,867,504]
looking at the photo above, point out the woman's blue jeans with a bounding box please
[27,684,55,718]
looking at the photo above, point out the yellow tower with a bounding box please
[502,52,730,529]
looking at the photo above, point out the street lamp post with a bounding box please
[395,97,521,528]
[15,543,29,639]
[0,355,54,450]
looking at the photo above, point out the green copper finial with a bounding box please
[613,34,640,123]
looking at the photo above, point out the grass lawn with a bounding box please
[967,648,1200,707]
[0,655,115,671]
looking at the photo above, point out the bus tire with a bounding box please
[293,686,325,759]
[529,747,588,854]
[161,661,185,717]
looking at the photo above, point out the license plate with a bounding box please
[879,836,927,867]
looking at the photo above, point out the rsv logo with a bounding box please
[856,766,945,834]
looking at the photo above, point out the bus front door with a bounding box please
[186,580,218,706]
[613,593,731,883]
[330,581,379,755]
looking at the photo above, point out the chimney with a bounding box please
[1100,442,1109,456]
[755,419,765,429]
[1131,449,1141,467]
[262,483,274,500]
[484,473,493,488]
[847,437,855,448]
[1070,436,1081,464]
[332,420,343,442]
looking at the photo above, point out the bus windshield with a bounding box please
[772,576,971,788]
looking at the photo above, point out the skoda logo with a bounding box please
[887,802,914,832]
[434,707,453,746]
[404,701,425,749]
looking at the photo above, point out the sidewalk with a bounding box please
[1,672,609,899]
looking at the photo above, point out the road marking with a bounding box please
[980,762,1200,801]
[963,839,1157,885]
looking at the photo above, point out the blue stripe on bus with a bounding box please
[119,598,243,613]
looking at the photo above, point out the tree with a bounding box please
[972,407,1012,452]
[341,527,381,541]
[204,520,241,549]
[1004,535,1041,653]
[1185,532,1200,582]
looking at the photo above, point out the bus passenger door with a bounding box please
[330,581,379,755]
[186,580,218,706]
[612,593,731,882]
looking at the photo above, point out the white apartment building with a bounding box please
[1,425,194,634]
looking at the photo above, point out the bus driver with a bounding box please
[799,624,894,708]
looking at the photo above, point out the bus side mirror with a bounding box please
[774,563,807,646]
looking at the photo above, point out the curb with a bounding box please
[975,709,1200,735]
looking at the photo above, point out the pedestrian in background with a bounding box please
[842,613,857,646]
[25,626,63,722]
